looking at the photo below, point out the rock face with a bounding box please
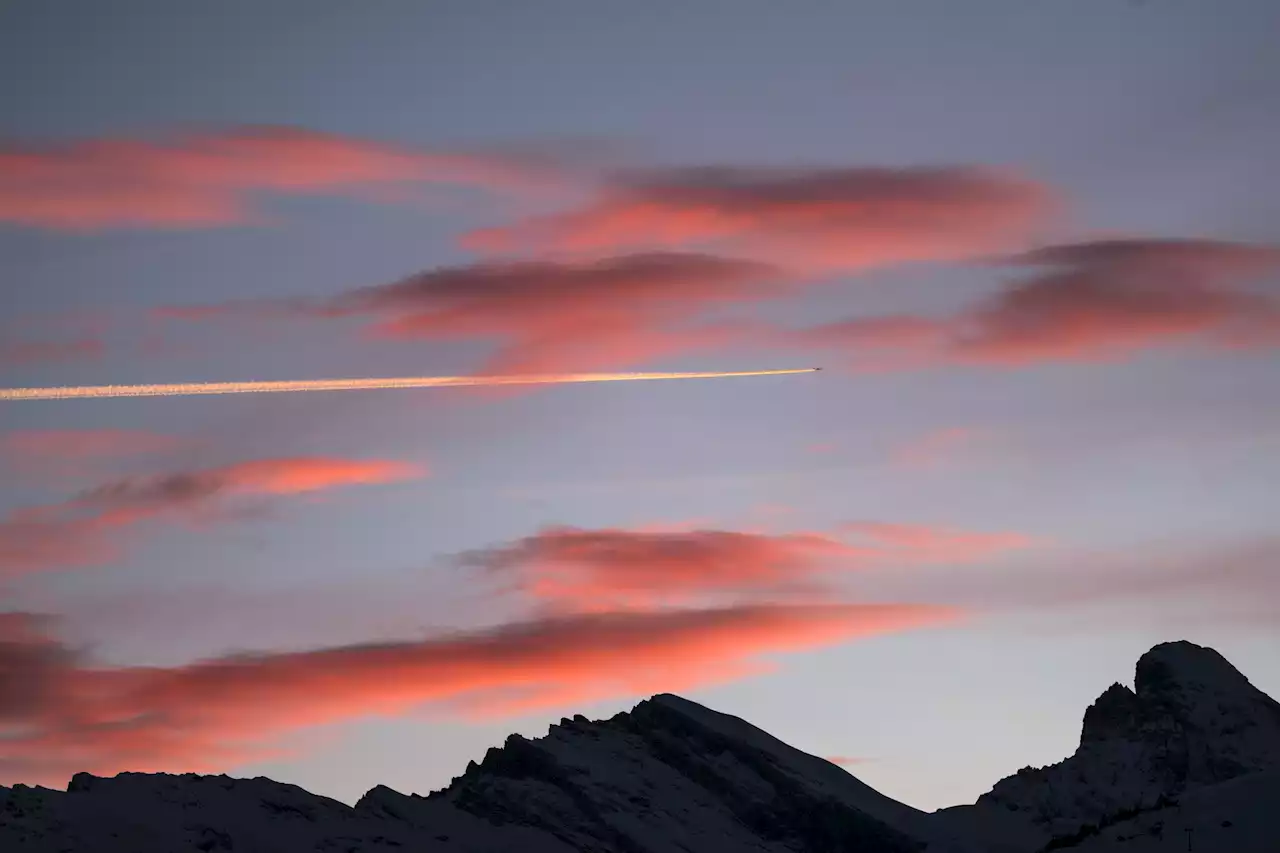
[2,640,1276,853]
[941,640,1280,848]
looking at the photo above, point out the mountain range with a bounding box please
[3,640,1277,852]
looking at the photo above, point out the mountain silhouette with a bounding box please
[3,641,1277,852]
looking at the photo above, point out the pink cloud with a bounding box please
[330,252,783,374]
[465,522,1033,611]
[464,165,1056,271]
[0,457,423,577]
[165,252,785,375]
[152,165,1055,376]
[0,126,563,230]
[796,239,1280,368]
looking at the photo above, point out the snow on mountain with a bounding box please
[380,693,929,852]
[932,640,1280,850]
[0,771,434,853]
[0,693,930,852]
[2,640,1276,852]
[1064,768,1280,853]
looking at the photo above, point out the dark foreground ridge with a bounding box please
[2,641,1278,852]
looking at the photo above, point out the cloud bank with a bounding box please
[170,252,784,374]
[465,165,1056,271]
[0,602,954,785]
[798,239,1280,368]
[466,522,1031,610]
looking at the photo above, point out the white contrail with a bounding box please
[0,368,819,401]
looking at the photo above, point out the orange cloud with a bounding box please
[0,457,422,577]
[465,165,1055,271]
[0,126,561,230]
[204,457,423,496]
[797,239,1280,368]
[465,523,1032,610]
[468,527,855,609]
[0,601,955,785]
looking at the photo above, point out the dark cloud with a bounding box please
[465,165,1056,271]
[797,238,1280,367]
[165,253,784,375]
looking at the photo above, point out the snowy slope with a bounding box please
[394,694,929,852]
[1064,768,1280,853]
[0,771,571,853]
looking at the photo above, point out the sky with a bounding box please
[1,0,1278,812]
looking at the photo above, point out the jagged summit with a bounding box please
[1079,641,1264,746]
[1079,682,1143,745]
[1078,639,1280,750]
[938,639,1280,850]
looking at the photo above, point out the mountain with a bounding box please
[0,694,935,853]
[934,640,1280,851]
[2,641,1277,852]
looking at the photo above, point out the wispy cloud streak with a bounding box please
[0,602,954,785]
[0,126,566,230]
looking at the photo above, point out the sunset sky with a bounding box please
[2,1,1278,812]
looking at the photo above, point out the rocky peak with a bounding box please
[1079,683,1143,745]
[1138,639,1244,686]
[1134,641,1263,709]
[965,640,1280,846]
[1076,641,1280,757]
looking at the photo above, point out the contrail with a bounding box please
[0,368,819,401]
